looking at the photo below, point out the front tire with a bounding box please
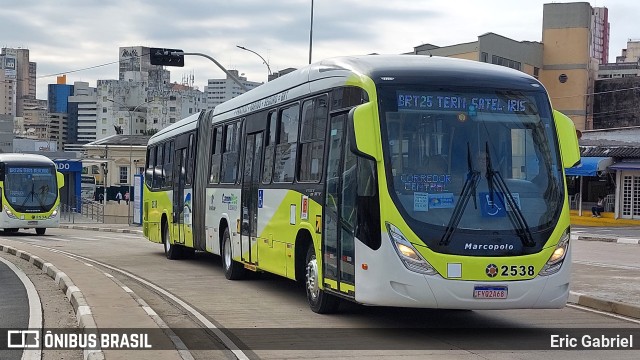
[35,228,46,235]
[222,227,245,280]
[305,245,340,314]
[163,223,182,260]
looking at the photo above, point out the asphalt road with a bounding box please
[2,228,640,359]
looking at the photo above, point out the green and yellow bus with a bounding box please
[0,153,64,235]
[143,55,580,313]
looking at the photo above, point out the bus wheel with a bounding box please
[35,228,46,235]
[222,227,245,280]
[305,245,339,314]
[163,224,181,260]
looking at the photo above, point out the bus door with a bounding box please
[323,113,356,298]
[240,132,263,264]
[172,147,187,245]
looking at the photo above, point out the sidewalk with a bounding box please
[60,222,143,234]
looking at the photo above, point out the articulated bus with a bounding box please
[143,55,580,313]
[0,153,64,235]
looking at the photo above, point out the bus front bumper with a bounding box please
[0,215,59,229]
[353,237,570,310]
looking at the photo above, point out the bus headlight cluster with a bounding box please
[539,228,570,276]
[4,206,17,219]
[50,206,59,218]
[386,222,438,275]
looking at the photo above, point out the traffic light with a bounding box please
[149,48,185,67]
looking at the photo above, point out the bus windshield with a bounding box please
[379,86,564,239]
[4,166,58,213]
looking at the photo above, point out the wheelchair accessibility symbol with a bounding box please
[479,192,506,217]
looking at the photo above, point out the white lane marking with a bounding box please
[567,303,640,325]
[36,237,71,242]
[0,256,43,360]
[574,259,640,271]
[29,244,248,360]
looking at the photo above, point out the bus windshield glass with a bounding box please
[4,166,58,212]
[379,86,563,234]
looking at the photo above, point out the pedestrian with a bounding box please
[98,193,104,204]
[124,191,130,205]
[116,191,122,204]
[592,196,604,217]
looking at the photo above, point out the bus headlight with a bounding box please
[539,228,570,276]
[4,206,17,219]
[386,222,438,275]
[50,206,59,218]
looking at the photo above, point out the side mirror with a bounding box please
[348,103,381,161]
[554,110,581,169]
[57,171,65,188]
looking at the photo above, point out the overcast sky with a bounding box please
[3,0,639,99]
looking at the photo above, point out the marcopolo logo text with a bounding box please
[465,243,514,251]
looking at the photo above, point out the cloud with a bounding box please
[1,0,638,99]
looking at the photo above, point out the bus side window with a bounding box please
[209,127,222,184]
[221,122,240,184]
[298,95,327,182]
[145,146,155,189]
[262,111,277,184]
[165,141,173,186]
[154,144,164,189]
[186,133,196,186]
[274,104,299,183]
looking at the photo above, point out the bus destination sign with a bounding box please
[397,92,528,114]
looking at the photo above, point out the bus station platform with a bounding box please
[570,210,640,227]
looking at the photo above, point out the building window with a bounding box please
[169,107,176,112]
[491,55,521,70]
[103,107,107,113]
[533,67,540,79]
[481,52,488,63]
[102,129,107,134]
[119,166,128,184]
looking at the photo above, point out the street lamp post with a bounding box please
[236,45,272,78]
[107,98,148,225]
[309,0,314,64]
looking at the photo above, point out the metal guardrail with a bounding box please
[61,196,104,223]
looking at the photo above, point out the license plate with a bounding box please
[473,286,508,299]
[27,221,38,225]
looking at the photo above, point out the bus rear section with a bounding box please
[0,156,63,235]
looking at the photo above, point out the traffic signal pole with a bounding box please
[178,52,249,91]
[150,48,249,92]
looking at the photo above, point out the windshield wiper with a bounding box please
[20,182,48,212]
[440,143,480,246]
[484,142,536,247]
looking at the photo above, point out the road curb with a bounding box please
[60,224,143,235]
[573,235,640,245]
[0,244,105,360]
[568,290,640,319]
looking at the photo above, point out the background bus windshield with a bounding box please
[4,166,58,212]
[380,87,563,233]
